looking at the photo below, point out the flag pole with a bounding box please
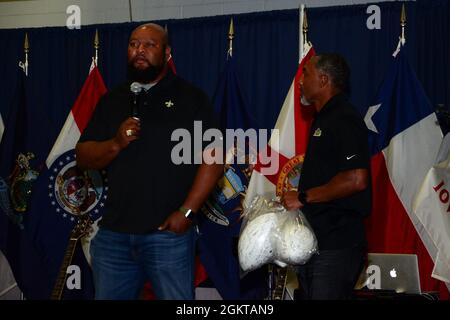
[299,5,304,62]
[23,33,29,76]
[164,23,169,41]
[228,18,234,59]
[400,3,406,43]
[94,29,99,66]
[303,7,308,46]
[164,24,174,64]
[164,24,168,37]
[393,4,406,57]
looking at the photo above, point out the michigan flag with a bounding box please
[197,54,265,299]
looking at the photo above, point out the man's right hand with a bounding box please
[114,117,141,149]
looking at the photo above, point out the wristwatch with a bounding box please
[179,206,195,220]
[297,191,308,205]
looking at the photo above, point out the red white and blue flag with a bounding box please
[25,60,107,299]
[364,46,449,298]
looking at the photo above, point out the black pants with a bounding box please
[296,245,366,300]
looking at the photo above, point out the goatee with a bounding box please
[127,61,164,83]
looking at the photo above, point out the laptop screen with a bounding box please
[355,253,421,294]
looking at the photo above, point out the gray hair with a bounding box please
[315,53,350,93]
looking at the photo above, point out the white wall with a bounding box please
[0,0,403,29]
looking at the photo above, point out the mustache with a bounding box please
[132,55,149,63]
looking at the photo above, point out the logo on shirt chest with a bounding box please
[313,128,322,137]
[165,100,174,108]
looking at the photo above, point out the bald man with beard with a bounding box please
[76,23,223,300]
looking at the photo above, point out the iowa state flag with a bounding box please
[413,133,450,290]
[244,42,315,207]
[0,62,52,299]
[364,48,449,298]
[26,61,107,299]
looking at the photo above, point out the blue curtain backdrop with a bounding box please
[0,0,449,139]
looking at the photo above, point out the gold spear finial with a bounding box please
[228,18,234,40]
[400,3,406,27]
[228,18,234,58]
[303,9,309,45]
[24,32,29,53]
[164,24,169,40]
[22,33,29,75]
[400,3,406,42]
[94,29,99,50]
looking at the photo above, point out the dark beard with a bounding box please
[127,60,164,83]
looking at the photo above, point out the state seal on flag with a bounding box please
[276,154,304,197]
[47,150,108,222]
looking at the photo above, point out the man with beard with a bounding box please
[282,54,371,300]
[75,23,223,299]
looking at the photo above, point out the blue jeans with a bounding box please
[296,245,366,300]
[90,227,196,300]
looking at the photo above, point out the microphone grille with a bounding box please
[130,82,143,94]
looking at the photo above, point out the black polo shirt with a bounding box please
[298,93,371,250]
[79,71,218,234]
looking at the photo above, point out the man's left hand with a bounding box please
[158,211,192,234]
[282,190,303,211]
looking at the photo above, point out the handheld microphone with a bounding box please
[130,82,143,120]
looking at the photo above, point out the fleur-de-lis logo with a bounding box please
[165,100,174,108]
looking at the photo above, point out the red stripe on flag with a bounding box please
[254,146,289,186]
[72,67,107,133]
[367,153,449,298]
[168,56,177,74]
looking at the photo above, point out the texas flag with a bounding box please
[364,47,449,298]
[244,42,315,207]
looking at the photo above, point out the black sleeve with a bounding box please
[332,112,370,172]
[78,94,110,143]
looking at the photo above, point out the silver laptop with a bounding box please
[355,253,421,294]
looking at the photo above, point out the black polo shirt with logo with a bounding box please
[78,71,218,234]
[298,93,371,250]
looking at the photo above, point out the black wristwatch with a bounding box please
[298,191,308,204]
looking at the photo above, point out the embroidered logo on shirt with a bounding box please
[313,128,322,137]
[165,100,174,108]
[346,154,356,160]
